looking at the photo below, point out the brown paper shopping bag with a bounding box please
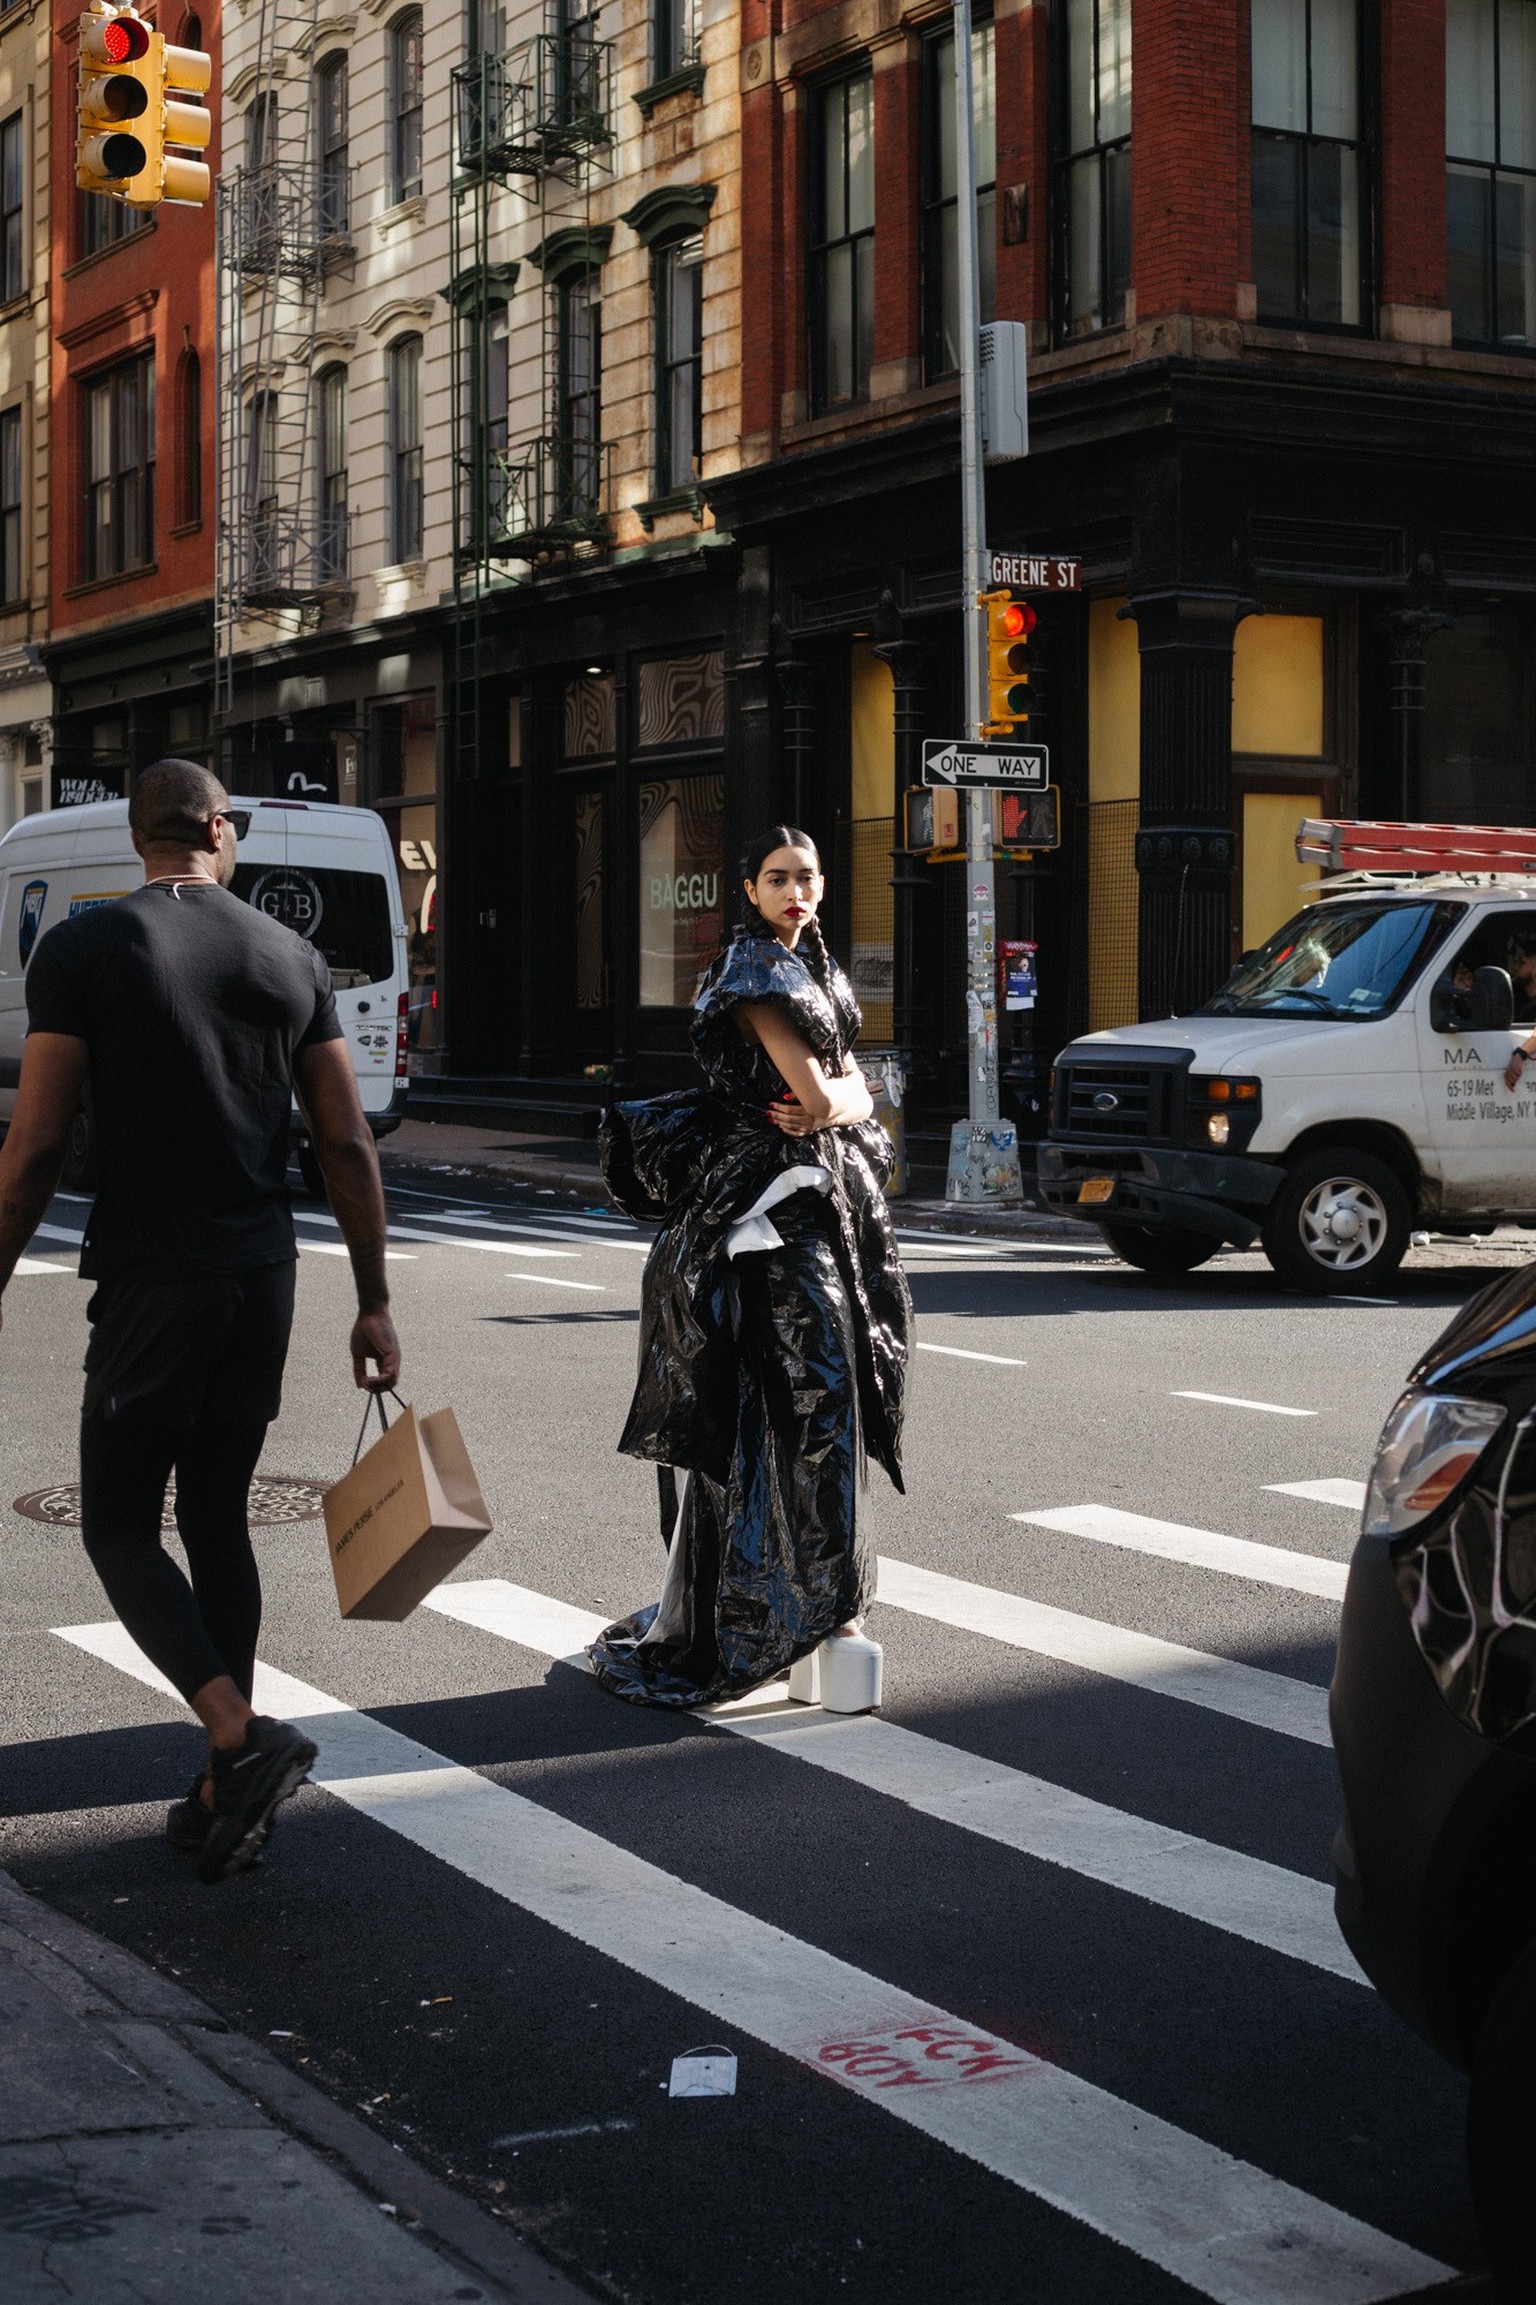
[323,1392,492,1621]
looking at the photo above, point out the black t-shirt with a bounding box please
[25,879,342,1279]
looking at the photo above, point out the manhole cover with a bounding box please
[12,1476,332,1532]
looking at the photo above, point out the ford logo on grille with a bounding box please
[1092,1091,1120,1113]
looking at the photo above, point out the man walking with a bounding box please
[0,760,401,1882]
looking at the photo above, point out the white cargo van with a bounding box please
[1039,822,1536,1292]
[0,796,409,1189]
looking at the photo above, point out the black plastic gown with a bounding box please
[588,928,911,1708]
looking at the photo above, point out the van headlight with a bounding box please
[1363,1391,1506,1536]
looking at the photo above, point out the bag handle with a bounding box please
[351,1387,406,1466]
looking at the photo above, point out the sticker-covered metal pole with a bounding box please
[945,0,1022,1204]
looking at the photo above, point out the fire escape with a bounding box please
[215,0,353,718]
[447,21,614,786]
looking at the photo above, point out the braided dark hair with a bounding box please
[739,823,834,996]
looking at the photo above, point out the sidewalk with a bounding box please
[378,1116,1101,1244]
[0,1869,590,2305]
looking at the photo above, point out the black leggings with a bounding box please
[79,1417,269,1704]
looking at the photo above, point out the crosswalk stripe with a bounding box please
[299,1243,416,1262]
[1268,1480,1367,1512]
[12,1256,68,1275]
[369,1220,583,1259]
[51,1619,1449,2305]
[875,1558,1331,1746]
[1013,1506,1349,1602]
[424,1579,1362,1983]
[916,1342,1027,1366]
[413,1213,652,1254]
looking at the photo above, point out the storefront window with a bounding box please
[638,773,725,1006]
[1422,608,1533,820]
[371,694,438,1057]
[636,648,724,745]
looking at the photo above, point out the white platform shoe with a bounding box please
[787,1630,883,1713]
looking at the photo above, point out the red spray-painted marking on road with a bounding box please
[817,2024,1039,2091]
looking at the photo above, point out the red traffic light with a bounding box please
[1000,602,1037,639]
[101,15,150,60]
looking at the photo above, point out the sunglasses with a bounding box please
[214,809,252,841]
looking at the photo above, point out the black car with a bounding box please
[1333,1260,1536,2298]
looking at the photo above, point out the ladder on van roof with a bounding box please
[1296,818,1536,875]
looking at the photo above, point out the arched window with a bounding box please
[317,54,349,238]
[390,12,424,203]
[316,363,347,580]
[388,335,423,561]
[180,12,203,47]
[176,348,201,526]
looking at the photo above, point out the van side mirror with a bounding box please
[1471,965,1514,1031]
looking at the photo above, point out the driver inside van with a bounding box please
[1504,936,1536,1090]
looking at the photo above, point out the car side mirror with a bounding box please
[1471,965,1514,1031]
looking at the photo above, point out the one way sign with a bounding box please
[922,739,1050,790]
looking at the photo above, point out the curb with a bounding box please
[0,1870,597,2305]
[377,1141,1101,1247]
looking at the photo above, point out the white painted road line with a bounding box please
[917,1343,1027,1367]
[875,1558,1331,1746]
[299,1243,417,1262]
[1268,1480,1368,1513]
[425,1579,1362,1983]
[1014,1506,1349,1604]
[54,1620,1448,2305]
[366,1221,584,1261]
[32,1222,86,1246]
[12,1256,67,1275]
[1173,1391,1319,1419]
[417,1212,652,1254]
[895,1234,1109,1260]
[504,1271,607,1292]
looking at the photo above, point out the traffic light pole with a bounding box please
[945,0,1022,1203]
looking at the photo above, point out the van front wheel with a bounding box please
[1261,1148,1409,1292]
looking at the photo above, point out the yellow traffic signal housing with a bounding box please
[979,587,1036,738]
[77,6,212,211]
[77,7,154,197]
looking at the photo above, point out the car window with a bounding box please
[231,863,394,988]
[1441,910,1536,1025]
[1206,900,1462,1020]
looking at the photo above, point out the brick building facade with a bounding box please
[44,0,218,807]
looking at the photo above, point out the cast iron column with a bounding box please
[1124,589,1255,1021]
[872,606,928,1074]
[773,618,816,828]
[1383,605,1453,820]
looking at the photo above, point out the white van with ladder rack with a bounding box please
[0,796,409,1193]
[1038,820,1536,1291]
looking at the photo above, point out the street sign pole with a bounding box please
[947,0,1022,1203]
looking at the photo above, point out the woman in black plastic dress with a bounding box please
[589,826,910,1712]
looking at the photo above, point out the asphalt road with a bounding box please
[0,1177,1513,2304]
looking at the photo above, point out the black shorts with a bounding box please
[81,1263,298,1425]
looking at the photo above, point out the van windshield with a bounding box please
[230,863,393,988]
[1204,900,1461,1020]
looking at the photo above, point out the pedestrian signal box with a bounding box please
[906,784,1059,857]
[77,4,212,210]
[980,589,1035,739]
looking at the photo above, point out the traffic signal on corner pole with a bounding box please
[77,4,212,211]
[980,588,1036,739]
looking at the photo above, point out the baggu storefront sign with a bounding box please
[639,775,726,1007]
[651,868,720,916]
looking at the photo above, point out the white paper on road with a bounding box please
[423,1578,1362,1982]
[1014,1505,1349,1602]
[875,1558,1332,1746]
[53,1618,1449,2305]
[669,2049,738,2098]
[1267,1480,1368,1512]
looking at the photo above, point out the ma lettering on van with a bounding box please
[650,871,719,914]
